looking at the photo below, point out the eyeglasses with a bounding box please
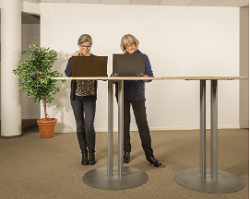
[80,45,91,49]
[125,43,135,49]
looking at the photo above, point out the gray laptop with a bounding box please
[113,54,146,76]
[72,56,108,77]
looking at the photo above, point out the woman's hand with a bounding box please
[143,75,149,82]
[73,51,83,56]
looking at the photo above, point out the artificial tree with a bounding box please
[13,44,65,120]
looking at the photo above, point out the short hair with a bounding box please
[120,34,139,53]
[78,34,92,45]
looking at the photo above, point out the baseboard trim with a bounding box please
[54,125,244,133]
[21,117,39,120]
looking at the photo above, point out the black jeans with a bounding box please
[71,96,96,134]
[124,99,153,158]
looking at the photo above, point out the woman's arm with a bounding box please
[144,55,154,82]
[65,57,72,77]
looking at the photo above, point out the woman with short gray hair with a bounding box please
[115,34,161,167]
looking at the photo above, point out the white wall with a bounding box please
[40,3,241,133]
[21,2,40,15]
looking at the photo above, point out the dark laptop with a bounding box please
[72,56,108,77]
[113,54,146,76]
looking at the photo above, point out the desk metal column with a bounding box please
[174,79,245,193]
[107,80,114,177]
[210,80,218,180]
[200,80,206,180]
[83,79,148,190]
[118,80,124,177]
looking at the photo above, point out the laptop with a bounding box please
[72,56,108,77]
[113,54,146,76]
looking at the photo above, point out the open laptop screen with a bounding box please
[113,54,146,76]
[72,56,108,77]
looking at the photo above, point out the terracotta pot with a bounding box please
[37,118,57,138]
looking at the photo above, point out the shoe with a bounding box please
[123,152,130,163]
[146,156,161,167]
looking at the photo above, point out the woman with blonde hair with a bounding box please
[65,34,97,166]
[115,34,161,167]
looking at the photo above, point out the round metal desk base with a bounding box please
[174,168,245,194]
[82,166,148,190]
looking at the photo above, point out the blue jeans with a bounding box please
[71,96,96,134]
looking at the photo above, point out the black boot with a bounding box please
[123,152,130,163]
[81,151,88,166]
[86,133,96,165]
[76,131,88,166]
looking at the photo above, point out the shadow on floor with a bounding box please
[0,119,39,137]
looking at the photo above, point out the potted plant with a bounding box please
[13,44,65,138]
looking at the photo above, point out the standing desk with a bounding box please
[53,76,162,190]
[53,76,248,192]
[82,76,163,190]
[165,76,248,194]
